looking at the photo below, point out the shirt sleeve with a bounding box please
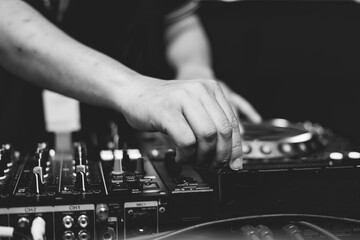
[163,0,200,24]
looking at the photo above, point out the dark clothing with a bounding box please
[0,0,198,149]
[60,0,198,147]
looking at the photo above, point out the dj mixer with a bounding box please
[1,119,360,239]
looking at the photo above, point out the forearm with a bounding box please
[165,14,215,79]
[0,0,139,112]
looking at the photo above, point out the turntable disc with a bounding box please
[242,119,326,159]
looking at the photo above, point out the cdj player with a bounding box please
[0,119,360,240]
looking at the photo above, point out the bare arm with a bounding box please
[165,13,262,123]
[0,0,244,170]
[0,0,137,111]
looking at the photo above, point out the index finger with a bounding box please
[214,84,244,170]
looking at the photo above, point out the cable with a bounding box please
[151,213,360,240]
[294,221,342,240]
[0,226,14,237]
[0,226,32,240]
[31,216,46,240]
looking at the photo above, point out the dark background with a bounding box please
[2,0,360,149]
[197,1,360,144]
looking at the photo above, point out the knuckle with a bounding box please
[229,116,239,128]
[216,150,231,163]
[198,127,217,142]
[204,79,218,86]
[192,79,217,89]
[207,79,221,90]
[190,80,208,92]
[218,120,233,140]
[177,136,196,149]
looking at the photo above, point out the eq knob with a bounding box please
[134,158,146,176]
[122,149,131,170]
[96,204,110,221]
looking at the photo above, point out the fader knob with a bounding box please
[134,158,146,176]
[122,149,131,170]
[111,153,124,176]
[33,166,44,184]
[164,150,182,176]
[32,166,44,194]
[75,165,87,192]
[37,149,50,176]
[75,172,87,192]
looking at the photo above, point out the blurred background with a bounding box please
[197,0,360,144]
[2,0,360,149]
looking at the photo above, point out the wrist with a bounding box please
[110,73,158,116]
[176,64,215,80]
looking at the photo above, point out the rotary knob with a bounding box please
[96,204,110,221]
[134,158,146,176]
[122,149,131,170]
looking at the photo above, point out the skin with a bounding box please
[0,0,261,171]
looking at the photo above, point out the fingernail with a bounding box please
[231,158,243,170]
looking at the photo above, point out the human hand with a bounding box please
[175,69,262,129]
[119,76,243,171]
[217,80,262,124]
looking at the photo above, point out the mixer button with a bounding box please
[280,143,292,154]
[260,145,272,154]
[329,152,343,160]
[348,151,360,159]
[298,143,307,152]
[242,143,252,154]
